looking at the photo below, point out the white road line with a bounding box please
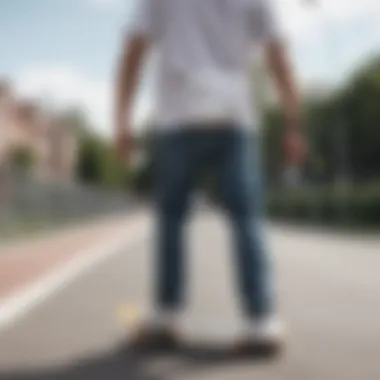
[0,220,147,332]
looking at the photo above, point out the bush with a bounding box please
[267,184,380,227]
[10,146,36,172]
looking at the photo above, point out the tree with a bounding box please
[10,146,36,172]
[340,58,380,181]
[262,55,380,186]
[76,135,105,184]
[76,134,130,188]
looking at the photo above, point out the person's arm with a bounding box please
[115,35,149,159]
[266,41,307,166]
[114,0,153,160]
[253,0,307,165]
[266,40,301,130]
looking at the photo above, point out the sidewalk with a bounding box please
[0,211,145,302]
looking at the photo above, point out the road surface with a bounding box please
[0,210,379,380]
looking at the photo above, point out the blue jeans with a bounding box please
[154,126,274,318]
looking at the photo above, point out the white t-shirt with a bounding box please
[128,0,282,129]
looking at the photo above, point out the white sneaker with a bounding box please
[254,316,286,343]
[129,309,181,349]
[242,315,286,346]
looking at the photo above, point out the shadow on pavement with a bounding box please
[0,342,278,380]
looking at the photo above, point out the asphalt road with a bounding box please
[0,211,380,380]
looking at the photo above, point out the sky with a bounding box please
[0,0,380,136]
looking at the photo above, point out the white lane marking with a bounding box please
[0,219,146,332]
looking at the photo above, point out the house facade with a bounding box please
[0,80,78,182]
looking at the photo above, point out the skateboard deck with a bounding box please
[117,305,284,359]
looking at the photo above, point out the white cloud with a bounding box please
[277,0,380,35]
[274,0,380,83]
[14,65,149,136]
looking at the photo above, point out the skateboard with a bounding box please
[117,306,284,359]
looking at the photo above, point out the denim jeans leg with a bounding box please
[217,130,274,318]
[154,131,196,311]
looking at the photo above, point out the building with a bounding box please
[45,114,78,181]
[0,80,78,182]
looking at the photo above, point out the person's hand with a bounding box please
[283,124,308,167]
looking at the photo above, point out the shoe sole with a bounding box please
[128,328,180,353]
[234,337,286,359]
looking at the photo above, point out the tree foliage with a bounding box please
[263,56,380,185]
[10,146,36,172]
